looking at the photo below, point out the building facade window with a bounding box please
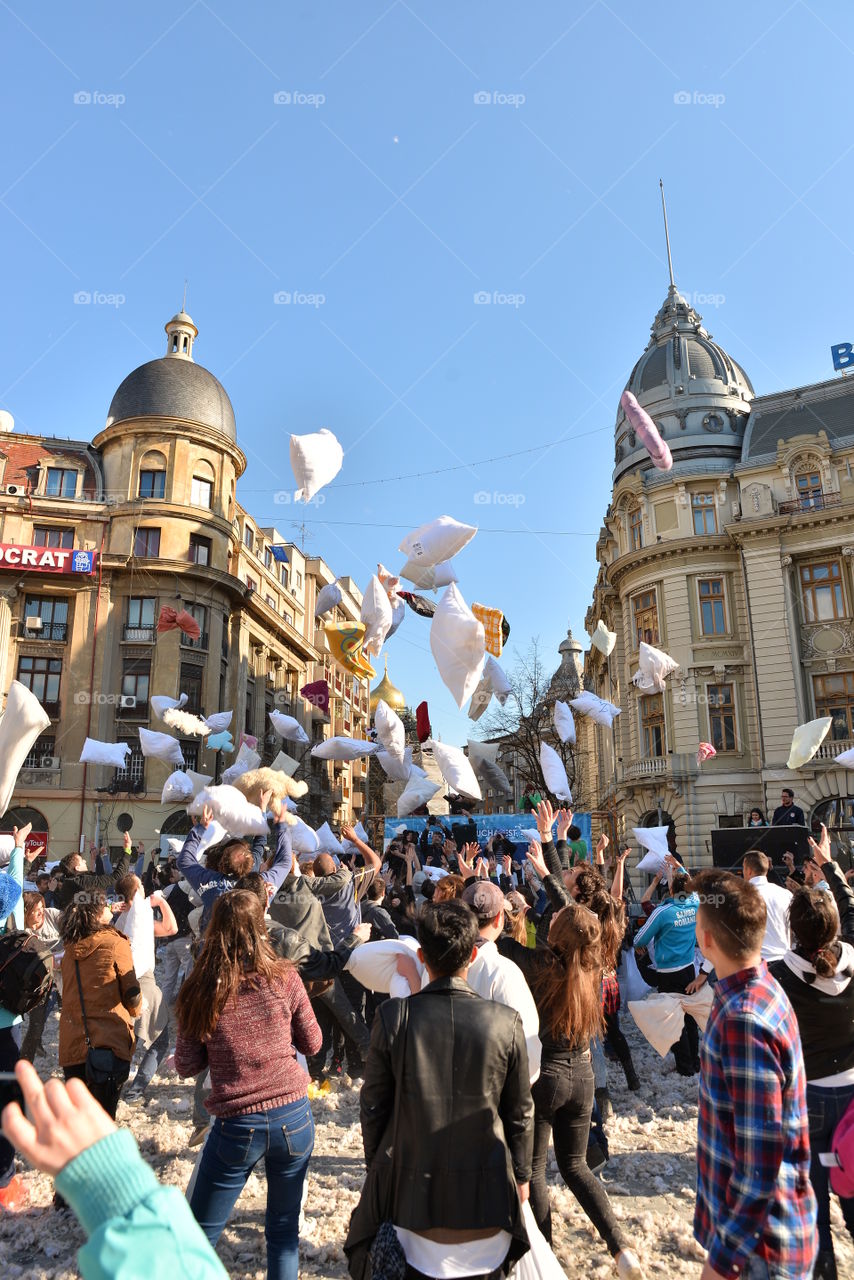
[23,737,56,769]
[795,470,822,509]
[692,492,718,534]
[125,597,156,642]
[698,578,727,636]
[23,596,68,642]
[814,672,854,740]
[33,526,74,548]
[115,740,144,789]
[799,560,845,622]
[708,684,737,752]
[133,527,161,557]
[45,467,77,498]
[640,693,665,757]
[181,741,199,772]
[243,526,254,551]
[629,508,643,551]
[294,570,303,589]
[121,659,150,708]
[190,476,212,508]
[631,589,659,648]
[181,603,208,649]
[181,664,203,714]
[17,655,61,709]
[246,575,257,592]
[245,680,255,734]
[138,470,166,499]
[189,534,211,566]
[264,547,272,569]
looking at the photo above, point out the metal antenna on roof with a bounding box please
[182,280,188,312]
[290,521,312,553]
[659,180,675,289]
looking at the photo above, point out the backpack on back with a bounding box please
[0,930,54,1014]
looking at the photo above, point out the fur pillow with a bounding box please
[231,768,307,825]
[162,707,211,737]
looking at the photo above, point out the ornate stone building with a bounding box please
[0,309,369,857]
[581,280,854,862]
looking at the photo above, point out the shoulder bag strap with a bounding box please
[74,957,93,1050]
[385,998,409,1218]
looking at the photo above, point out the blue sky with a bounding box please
[1,2,851,745]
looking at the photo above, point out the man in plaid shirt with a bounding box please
[691,869,816,1280]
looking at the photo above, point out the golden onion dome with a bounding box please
[370,656,406,715]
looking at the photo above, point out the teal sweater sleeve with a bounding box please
[55,1129,227,1280]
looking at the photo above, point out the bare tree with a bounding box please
[480,638,578,805]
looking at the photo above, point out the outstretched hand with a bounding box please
[457,843,480,877]
[2,1060,116,1178]
[808,823,832,867]
[526,840,548,880]
[555,808,573,842]
[13,823,32,847]
[532,799,555,839]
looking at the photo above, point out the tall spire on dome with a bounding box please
[164,306,198,361]
[659,179,675,290]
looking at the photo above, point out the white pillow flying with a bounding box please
[374,699,405,762]
[290,428,343,503]
[315,581,343,618]
[188,785,268,836]
[315,821,345,854]
[269,710,310,745]
[632,642,679,694]
[139,729,185,767]
[399,558,458,591]
[591,620,617,657]
[398,516,476,567]
[0,681,52,816]
[310,736,381,762]
[428,739,482,802]
[553,700,576,745]
[361,575,393,658]
[80,738,131,770]
[540,741,572,802]
[161,771,194,805]
[569,691,621,728]
[430,584,486,709]
[397,773,441,817]
[787,717,833,770]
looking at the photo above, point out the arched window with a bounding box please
[628,507,643,551]
[1,805,49,859]
[795,468,823,511]
[138,450,168,500]
[190,458,215,509]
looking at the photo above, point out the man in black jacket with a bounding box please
[346,900,533,1280]
[54,830,132,909]
[772,787,806,826]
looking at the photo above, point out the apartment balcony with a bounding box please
[123,625,156,643]
[180,631,209,651]
[779,491,842,516]
[17,764,62,788]
[815,736,854,761]
[622,758,668,781]
[23,622,67,642]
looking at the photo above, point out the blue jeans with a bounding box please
[807,1080,854,1254]
[189,1096,315,1280]
[740,1254,808,1279]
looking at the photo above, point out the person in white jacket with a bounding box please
[742,850,792,961]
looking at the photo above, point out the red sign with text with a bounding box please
[0,544,97,574]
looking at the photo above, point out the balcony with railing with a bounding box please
[180,631,209,651]
[23,622,67,642]
[123,624,156,643]
[621,757,667,781]
[815,735,854,761]
[779,491,842,516]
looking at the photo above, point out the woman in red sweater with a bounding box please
[175,889,322,1280]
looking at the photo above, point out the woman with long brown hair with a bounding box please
[174,888,322,1280]
[499,801,644,1280]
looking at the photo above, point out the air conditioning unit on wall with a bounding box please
[2,484,25,496]
[40,756,60,769]
[119,695,137,709]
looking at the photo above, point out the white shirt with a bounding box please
[466,938,542,1082]
[748,875,792,961]
[394,1228,510,1277]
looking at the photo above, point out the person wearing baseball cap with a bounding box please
[461,879,541,1083]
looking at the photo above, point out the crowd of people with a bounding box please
[0,793,853,1280]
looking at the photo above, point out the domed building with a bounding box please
[370,657,406,716]
[581,246,854,862]
[0,308,370,855]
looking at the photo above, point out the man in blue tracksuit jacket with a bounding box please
[634,873,701,1075]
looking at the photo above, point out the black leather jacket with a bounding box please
[345,977,533,1279]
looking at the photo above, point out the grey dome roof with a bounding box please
[106,357,236,440]
[614,286,753,482]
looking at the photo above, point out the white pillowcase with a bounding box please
[0,680,52,816]
[553,700,576,745]
[360,575,393,658]
[161,771,194,805]
[540,741,572,802]
[314,581,343,618]
[428,739,482,801]
[221,742,261,784]
[204,710,233,733]
[398,516,476,567]
[188,785,269,836]
[374,700,405,762]
[139,728,184,767]
[632,642,679,694]
[186,769,214,797]
[344,936,423,995]
[788,717,832,770]
[162,707,211,737]
[80,738,131,769]
[269,710,310,745]
[570,691,621,727]
[290,817,319,855]
[430,584,486,709]
[150,693,188,721]
[399,558,458,591]
[591,620,617,657]
[376,747,412,783]
[397,773,441,817]
[315,821,345,854]
[632,826,671,877]
[485,656,511,705]
[270,750,300,776]
[310,736,380,762]
[290,427,343,503]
